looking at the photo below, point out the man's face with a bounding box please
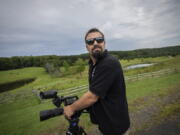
[85,32,105,57]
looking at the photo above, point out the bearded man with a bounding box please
[64,28,130,135]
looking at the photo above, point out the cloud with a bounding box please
[0,0,180,57]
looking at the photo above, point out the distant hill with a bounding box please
[79,45,180,59]
[109,45,180,59]
[0,45,180,71]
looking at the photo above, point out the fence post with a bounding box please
[151,72,154,78]
[174,68,177,73]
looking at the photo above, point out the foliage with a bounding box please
[44,63,61,77]
[63,60,70,72]
[0,45,180,71]
[110,45,180,59]
[74,58,86,76]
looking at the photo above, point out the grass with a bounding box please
[123,55,180,76]
[0,67,44,84]
[120,56,171,67]
[0,67,88,95]
[126,71,180,101]
[0,55,180,135]
[129,84,180,133]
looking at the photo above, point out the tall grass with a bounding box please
[0,55,180,135]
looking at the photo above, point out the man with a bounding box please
[64,28,130,135]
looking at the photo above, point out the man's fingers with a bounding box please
[64,113,71,120]
[63,106,74,120]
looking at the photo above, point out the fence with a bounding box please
[60,68,179,96]
[0,68,179,104]
[37,68,179,103]
[125,68,179,82]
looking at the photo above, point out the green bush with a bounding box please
[44,63,61,77]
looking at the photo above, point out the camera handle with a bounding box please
[66,110,87,135]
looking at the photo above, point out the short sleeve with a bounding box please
[89,64,118,98]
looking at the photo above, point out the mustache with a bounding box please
[92,45,102,51]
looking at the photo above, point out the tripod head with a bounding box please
[39,90,87,135]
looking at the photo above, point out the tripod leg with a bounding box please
[66,130,73,135]
[79,127,87,135]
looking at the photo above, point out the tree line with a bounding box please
[109,45,180,59]
[0,45,180,71]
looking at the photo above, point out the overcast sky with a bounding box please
[0,0,180,57]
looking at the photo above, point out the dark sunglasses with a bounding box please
[86,37,104,45]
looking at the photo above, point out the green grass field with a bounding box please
[0,55,180,135]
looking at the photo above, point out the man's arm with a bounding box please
[63,91,99,119]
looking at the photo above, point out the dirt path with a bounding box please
[88,86,180,135]
[133,118,179,135]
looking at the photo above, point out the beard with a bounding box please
[92,45,104,60]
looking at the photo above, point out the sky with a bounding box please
[0,0,180,57]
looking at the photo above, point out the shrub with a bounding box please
[44,63,61,77]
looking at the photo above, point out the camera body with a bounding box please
[40,90,78,106]
[39,90,78,121]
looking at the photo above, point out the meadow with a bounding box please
[0,55,180,135]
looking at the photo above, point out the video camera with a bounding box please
[39,90,87,135]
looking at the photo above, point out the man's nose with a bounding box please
[93,40,98,45]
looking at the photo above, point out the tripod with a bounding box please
[66,118,87,135]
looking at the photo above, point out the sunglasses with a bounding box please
[86,37,104,45]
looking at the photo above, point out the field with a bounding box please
[0,55,180,135]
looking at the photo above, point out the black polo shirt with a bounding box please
[88,50,130,135]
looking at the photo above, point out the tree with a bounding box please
[63,60,70,72]
[74,58,86,76]
[44,62,61,77]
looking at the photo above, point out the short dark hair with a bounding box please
[84,28,105,41]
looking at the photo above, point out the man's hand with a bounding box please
[63,91,98,120]
[63,105,74,120]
